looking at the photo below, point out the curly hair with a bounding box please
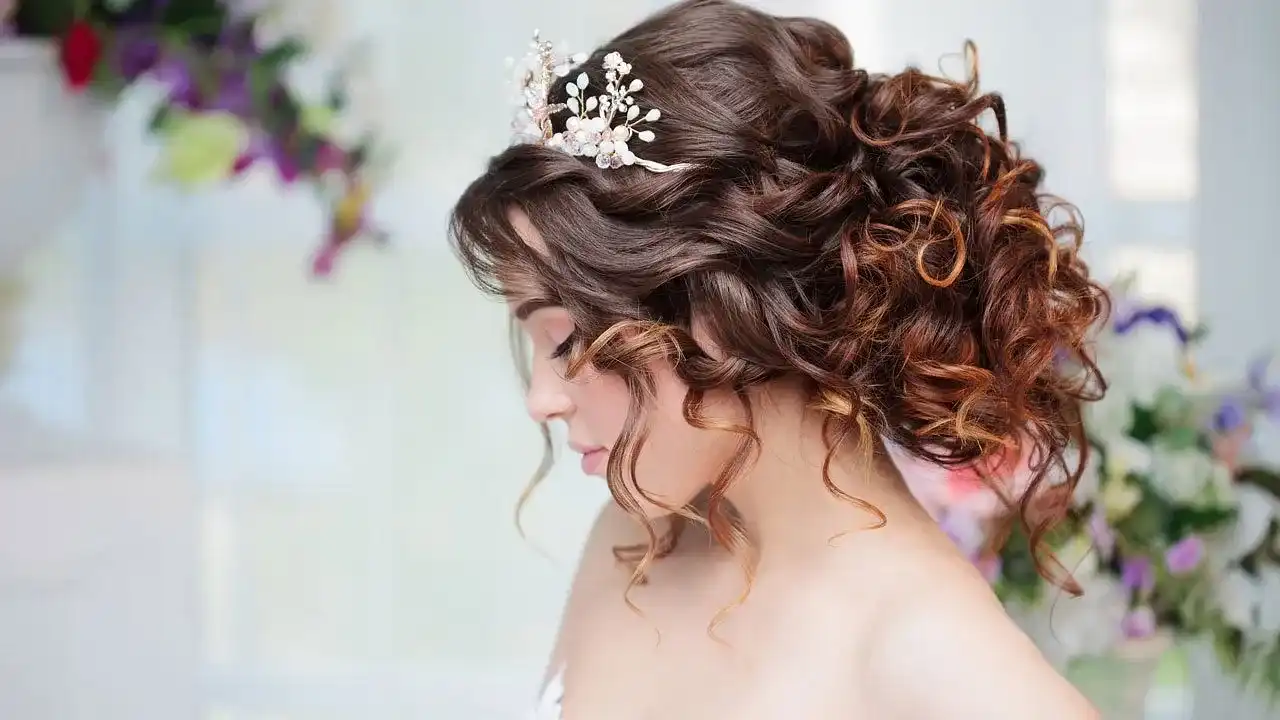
[451,0,1107,598]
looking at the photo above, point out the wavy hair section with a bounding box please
[452,0,1107,610]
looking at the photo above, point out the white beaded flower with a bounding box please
[509,36,692,173]
[509,32,586,146]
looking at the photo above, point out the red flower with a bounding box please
[59,21,103,92]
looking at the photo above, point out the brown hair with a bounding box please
[452,0,1106,596]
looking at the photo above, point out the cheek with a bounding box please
[633,366,745,507]
[566,371,631,444]
[570,362,746,514]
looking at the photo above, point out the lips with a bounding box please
[570,442,608,476]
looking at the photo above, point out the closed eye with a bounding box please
[550,331,577,360]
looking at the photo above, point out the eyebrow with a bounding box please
[513,298,559,320]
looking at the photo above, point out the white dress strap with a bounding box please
[530,667,565,720]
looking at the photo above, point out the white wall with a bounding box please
[0,1,1275,718]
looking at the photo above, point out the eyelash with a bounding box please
[550,331,577,360]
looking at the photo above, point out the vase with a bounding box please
[1067,632,1195,719]
[0,38,105,275]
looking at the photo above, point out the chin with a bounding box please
[615,480,705,522]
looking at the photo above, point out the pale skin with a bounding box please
[511,210,1098,720]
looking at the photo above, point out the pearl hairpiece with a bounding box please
[509,31,694,173]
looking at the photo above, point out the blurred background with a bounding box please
[1,0,1278,717]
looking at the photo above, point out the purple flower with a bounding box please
[111,0,174,24]
[234,131,299,182]
[975,554,1002,584]
[216,21,260,59]
[1213,397,1249,433]
[113,32,162,80]
[1113,304,1191,345]
[210,71,252,116]
[151,58,200,109]
[1165,536,1205,575]
[1121,556,1155,593]
[1248,355,1280,420]
[1087,509,1115,558]
[938,510,986,558]
[1122,606,1158,639]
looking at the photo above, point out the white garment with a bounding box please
[530,669,564,720]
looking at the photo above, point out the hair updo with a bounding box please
[451,0,1107,593]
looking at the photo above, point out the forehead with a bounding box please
[509,207,547,255]
[502,207,553,311]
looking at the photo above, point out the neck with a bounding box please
[719,385,924,561]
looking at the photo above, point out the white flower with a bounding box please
[1085,389,1135,442]
[1100,476,1143,520]
[282,54,338,107]
[280,44,385,149]
[602,52,632,76]
[251,0,347,56]
[330,54,386,147]
[1147,444,1219,506]
[1213,566,1280,643]
[1103,435,1153,480]
[1057,533,1101,579]
[1205,488,1280,644]
[1012,574,1129,666]
[1213,484,1280,562]
[1052,443,1101,508]
[1095,322,1191,408]
[1260,568,1280,637]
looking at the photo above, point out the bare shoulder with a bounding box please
[858,555,1098,720]
[571,501,648,587]
[541,502,642,680]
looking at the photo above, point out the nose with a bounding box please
[525,367,573,423]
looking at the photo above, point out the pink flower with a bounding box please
[1211,424,1251,475]
[894,440,1031,523]
[1,0,16,32]
[974,554,1002,583]
[1165,536,1205,575]
[1122,605,1157,639]
[311,242,341,277]
[1121,556,1155,593]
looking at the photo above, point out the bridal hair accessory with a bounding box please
[509,31,694,173]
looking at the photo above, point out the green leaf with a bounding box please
[13,1,76,37]
[1129,405,1160,442]
[328,85,348,111]
[259,39,308,70]
[246,62,276,117]
[1186,323,1210,345]
[293,134,325,175]
[347,142,370,168]
[1167,505,1235,539]
[1153,386,1195,426]
[1160,425,1201,451]
[148,104,175,134]
[1116,491,1170,546]
[88,60,128,101]
[1238,467,1280,498]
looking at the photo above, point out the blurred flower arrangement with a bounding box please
[909,276,1280,695]
[2,0,388,275]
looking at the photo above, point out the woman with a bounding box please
[452,1,1106,717]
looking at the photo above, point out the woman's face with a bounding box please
[510,210,741,518]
